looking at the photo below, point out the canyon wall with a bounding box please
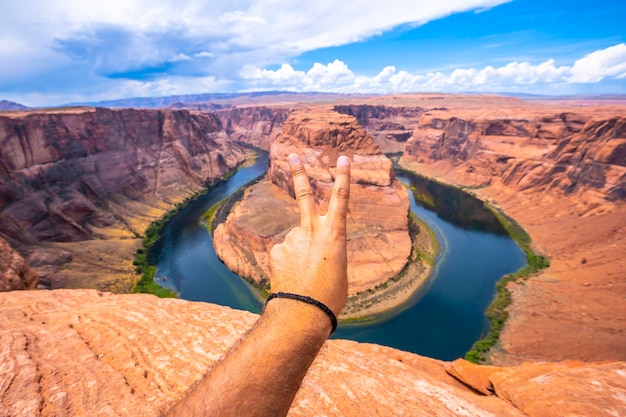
[214,109,412,295]
[1,289,624,417]
[214,104,424,153]
[391,96,626,364]
[0,107,246,290]
[334,104,425,152]
[404,112,626,208]
[216,106,291,150]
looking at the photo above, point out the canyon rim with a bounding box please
[1,93,625,416]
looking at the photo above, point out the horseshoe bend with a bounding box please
[1,94,625,416]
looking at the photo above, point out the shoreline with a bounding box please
[397,157,550,363]
[202,165,441,322]
[132,148,260,297]
[340,213,440,321]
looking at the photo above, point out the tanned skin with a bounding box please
[166,153,351,417]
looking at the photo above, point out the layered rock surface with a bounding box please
[0,107,245,290]
[404,111,626,206]
[0,237,37,291]
[1,289,625,417]
[214,109,411,295]
[216,106,290,150]
[334,104,425,152]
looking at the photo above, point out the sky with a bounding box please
[1,0,625,106]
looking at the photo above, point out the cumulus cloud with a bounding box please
[240,44,626,93]
[568,43,626,83]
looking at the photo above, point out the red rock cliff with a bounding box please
[0,107,246,290]
[333,104,424,152]
[405,113,626,207]
[396,96,626,364]
[216,106,290,150]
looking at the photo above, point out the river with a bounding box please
[151,152,526,361]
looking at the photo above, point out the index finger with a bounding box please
[326,155,351,229]
[289,153,317,229]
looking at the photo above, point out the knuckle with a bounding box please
[295,187,313,201]
[335,166,350,175]
[291,166,307,178]
[333,186,350,200]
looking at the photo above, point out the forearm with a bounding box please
[166,299,331,417]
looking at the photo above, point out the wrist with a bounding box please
[266,292,337,334]
[263,295,334,339]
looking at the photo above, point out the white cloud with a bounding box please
[239,44,626,94]
[568,43,626,83]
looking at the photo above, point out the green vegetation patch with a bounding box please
[465,203,550,364]
[394,159,548,364]
[132,170,241,298]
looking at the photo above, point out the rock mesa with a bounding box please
[214,109,411,295]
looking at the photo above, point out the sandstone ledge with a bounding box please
[2,289,625,417]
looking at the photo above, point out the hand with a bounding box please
[269,153,351,317]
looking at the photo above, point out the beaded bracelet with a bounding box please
[265,292,338,334]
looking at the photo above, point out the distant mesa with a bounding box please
[71,91,357,109]
[0,100,29,111]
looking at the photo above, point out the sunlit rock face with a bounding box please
[214,108,411,294]
[1,289,624,417]
[405,113,626,207]
[398,96,626,365]
[0,107,245,244]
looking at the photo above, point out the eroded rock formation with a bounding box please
[405,112,626,208]
[216,106,291,150]
[214,109,411,295]
[0,107,246,290]
[334,104,424,152]
[395,95,626,364]
[1,289,624,417]
[0,237,38,291]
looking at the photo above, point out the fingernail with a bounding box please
[289,154,300,165]
[338,155,350,167]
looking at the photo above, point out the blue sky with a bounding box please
[1,0,625,106]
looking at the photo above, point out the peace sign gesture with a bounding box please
[269,153,351,318]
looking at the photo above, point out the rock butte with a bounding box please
[1,289,625,417]
[214,109,412,295]
[1,94,626,415]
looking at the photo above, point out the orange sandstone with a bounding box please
[214,109,412,296]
